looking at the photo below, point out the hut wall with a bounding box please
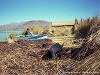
[49,25,73,34]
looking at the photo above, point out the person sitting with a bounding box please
[24,28,32,37]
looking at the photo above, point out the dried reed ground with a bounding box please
[0,17,100,75]
[0,39,99,75]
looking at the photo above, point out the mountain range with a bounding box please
[0,20,51,31]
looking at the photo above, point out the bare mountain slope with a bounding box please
[0,20,51,31]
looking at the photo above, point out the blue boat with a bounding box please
[16,34,48,40]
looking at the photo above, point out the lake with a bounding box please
[0,31,22,41]
[0,31,48,41]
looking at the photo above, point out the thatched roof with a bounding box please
[51,21,75,26]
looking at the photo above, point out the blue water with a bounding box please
[0,31,22,41]
[0,30,48,41]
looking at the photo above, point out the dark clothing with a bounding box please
[42,43,63,60]
[24,30,32,37]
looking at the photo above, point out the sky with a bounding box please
[0,0,100,25]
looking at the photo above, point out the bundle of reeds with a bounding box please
[76,16,99,38]
[75,16,100,60]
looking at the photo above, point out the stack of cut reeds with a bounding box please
[75,16,100,60]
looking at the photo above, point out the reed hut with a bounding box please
[49,21,75,35]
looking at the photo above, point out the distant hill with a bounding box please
[0,20,51,31]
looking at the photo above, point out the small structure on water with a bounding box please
[49,21,75,35]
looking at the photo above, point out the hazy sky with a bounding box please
[0,0,100,25]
